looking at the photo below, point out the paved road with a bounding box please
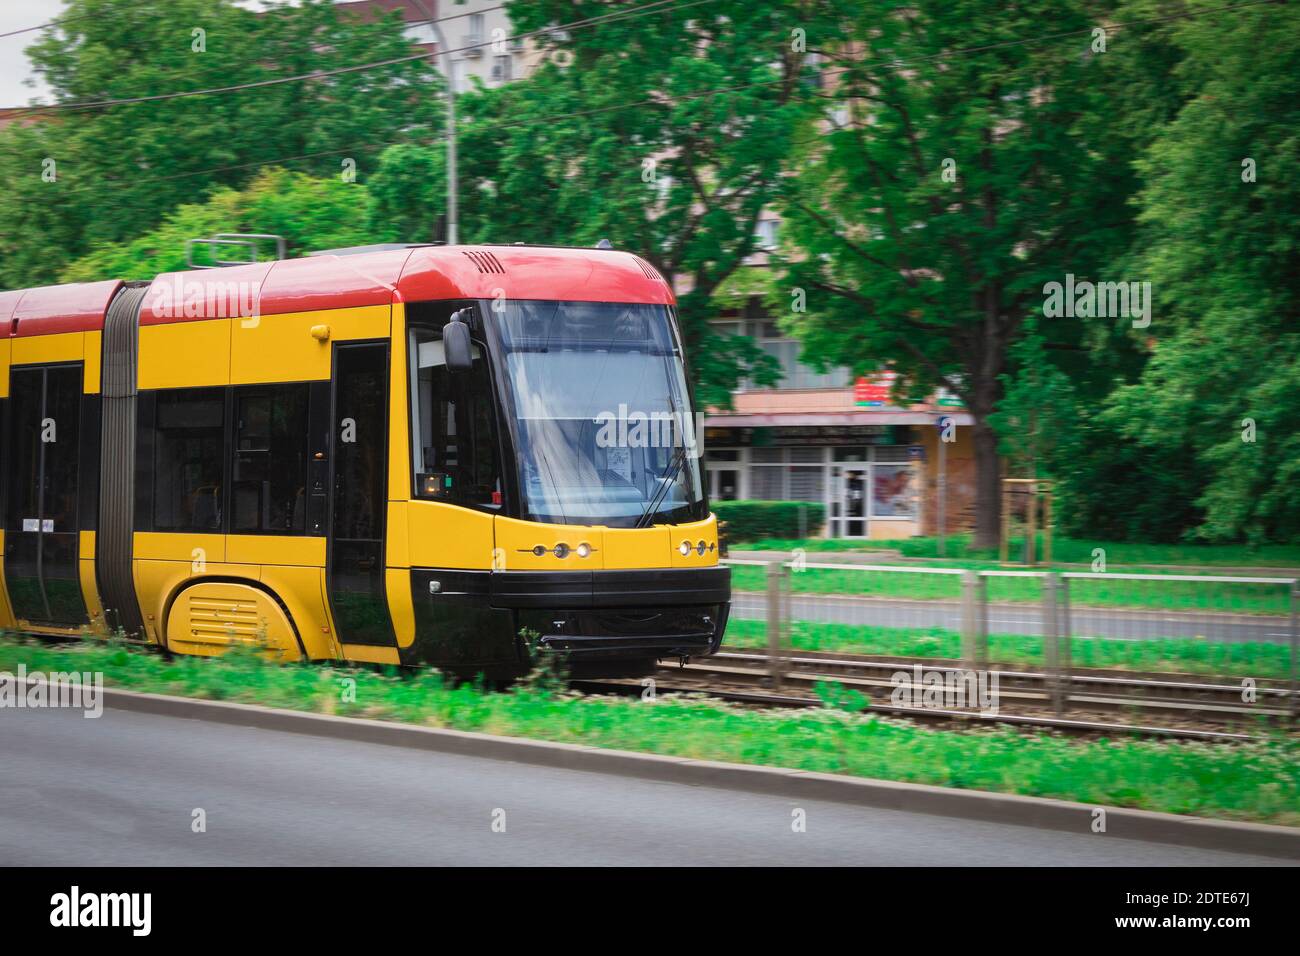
[0,707,1287,866]
[731,593,1293,643]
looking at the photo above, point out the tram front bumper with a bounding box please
[407,566,731,667]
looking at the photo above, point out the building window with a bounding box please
[750,466,785,500]
[745,447,829,502]
[231,384,310,534]
[492,54,513,83]
[789,465,824,502]
[714,317,852,390]
[403,23,437,46]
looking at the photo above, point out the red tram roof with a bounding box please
[2,246,673,338]
[397,245,673,307]
[1,280,124,337]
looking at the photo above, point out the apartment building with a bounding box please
[334,0,545,91]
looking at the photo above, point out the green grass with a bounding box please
[724,618,1294,679]
[1,633,1297,825]
[727,562,1292,614]
[739,537,887,553]
[736,534,1300,569]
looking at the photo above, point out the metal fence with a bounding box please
[721,558,1299,716]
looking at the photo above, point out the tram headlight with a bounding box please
[679,540,692,556]
[553,543,570,559]
[696,539,707,555]
[576,543,591,559]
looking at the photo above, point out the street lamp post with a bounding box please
[409,0,458,245]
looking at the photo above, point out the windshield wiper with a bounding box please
[635,442,686,529]
[634,377,700,529]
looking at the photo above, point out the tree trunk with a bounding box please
[970,415,1002,550]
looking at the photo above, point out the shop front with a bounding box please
[703,422,919,539]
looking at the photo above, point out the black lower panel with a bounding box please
[41,532,85,625]
[3,532,85,626]
[5,533,44,622]
[407,569,520,668]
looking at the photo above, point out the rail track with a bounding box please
[570,647,1296,743]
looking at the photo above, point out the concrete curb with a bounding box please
[89,682,1300,861]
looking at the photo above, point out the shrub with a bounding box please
[713,500,826,542]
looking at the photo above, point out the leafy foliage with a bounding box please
[60,168,375,281]
[714,499,827,542]
[1105,0,1300,542]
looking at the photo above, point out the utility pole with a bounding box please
[409,0,458,245]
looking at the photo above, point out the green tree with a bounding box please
[779,0,1144,547]
[0,0,440,289]
[1108,0,1300,543]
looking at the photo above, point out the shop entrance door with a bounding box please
[829,464,868,538]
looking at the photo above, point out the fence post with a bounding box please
[1042,490,1054,567]
[1043,572,1063,716]
[961,570,986,671]
[979,573,989,668]
[999,486,1010,564]
[766,561,785,691]
[1291,580,1298,719]
[1059,575,1072,714]
[1026,484,1038,565]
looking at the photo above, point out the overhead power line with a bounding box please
[0,13,91,40]
[6,0,701,117]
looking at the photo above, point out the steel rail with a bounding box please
[567,678,1260,742]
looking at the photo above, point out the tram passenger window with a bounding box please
[149,389,225,532]
[410,327,502,507]
[232,384,310,534]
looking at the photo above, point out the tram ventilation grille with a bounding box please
[634,257,667,284]
[462,250,505,274]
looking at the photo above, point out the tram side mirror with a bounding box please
[444,310,474,373]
